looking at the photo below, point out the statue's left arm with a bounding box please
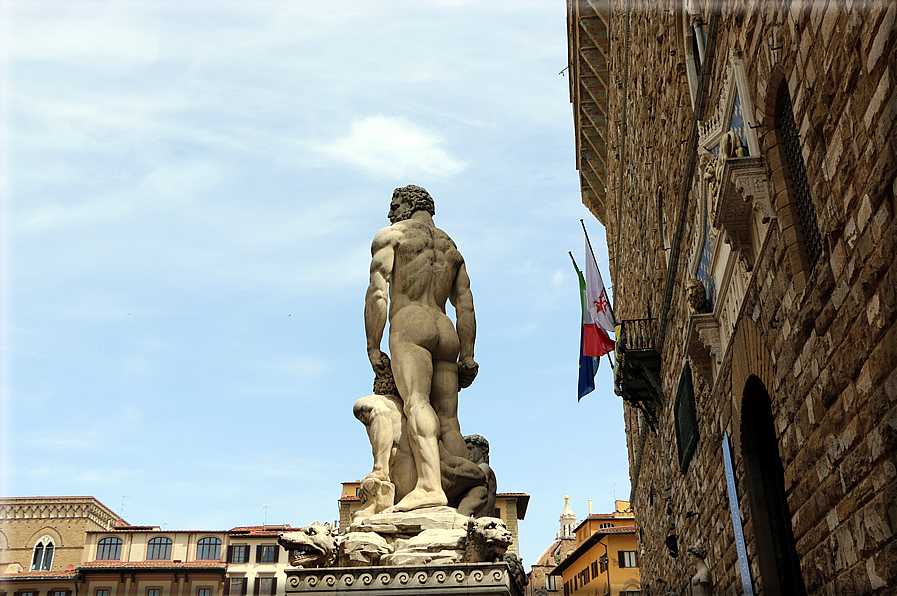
[365,229,394,375]
[450,262,478,387]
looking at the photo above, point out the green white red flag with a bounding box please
[583,237,616,357]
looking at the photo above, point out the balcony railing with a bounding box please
[615,318,663,430]
[616,318,658,353]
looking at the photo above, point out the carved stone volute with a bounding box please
[685,314,721,385]
[713,155,774,272]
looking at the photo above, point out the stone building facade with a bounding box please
[0,497,125,573]
[567,0,895,594]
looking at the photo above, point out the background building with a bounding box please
[1,498,298,596]
[525,496,577,596]
[1,497,126,574]
[549,501,639,596]
[567,0,895,594]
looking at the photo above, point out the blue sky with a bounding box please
[0,0,628,567]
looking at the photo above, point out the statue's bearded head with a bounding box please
[389,185,435,223]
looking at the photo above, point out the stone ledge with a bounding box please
[285,563,519,596]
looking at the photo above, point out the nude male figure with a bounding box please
[365,185,479,512]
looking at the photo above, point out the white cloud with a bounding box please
[319,115,465,178]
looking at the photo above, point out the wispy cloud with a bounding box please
[319,116,465,179]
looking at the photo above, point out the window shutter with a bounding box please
[256,545,262,563]
[227,546,234,563]
[224,580,230,596]
[253,578,260,596]
[241,578,247,596]
[273,547,279,564]
[618,551,624,567]
[270,578,277,596]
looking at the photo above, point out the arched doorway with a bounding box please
[741,376,806,595]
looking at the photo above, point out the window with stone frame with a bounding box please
[254,577,276,596]
[619,550,638,568]
[674,362,699,473]
[256,545,278,564]
[227,545,250,564]
[147,589,160,596]
[226,578,247,596]
[778,85,822,271]
[31,536,55,571]
[197,588,211,596]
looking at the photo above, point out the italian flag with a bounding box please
[582,239,616,357]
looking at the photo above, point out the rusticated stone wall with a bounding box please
[584,0,896,594]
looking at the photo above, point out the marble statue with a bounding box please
[352,367,488,520]
[364,185,480,513]
[685,278,707,314]
[687,543,711,596]
[465,434,497,519]
[278,522,341,568]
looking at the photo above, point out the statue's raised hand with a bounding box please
[458,357,479,388]
[368,349,391,376]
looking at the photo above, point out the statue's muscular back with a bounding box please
[380,219,464,362]
[387,219,463,313]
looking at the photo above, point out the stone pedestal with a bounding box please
[285,563,521,596]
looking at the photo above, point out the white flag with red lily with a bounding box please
[583,238,616,357]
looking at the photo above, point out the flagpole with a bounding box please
[580,219,618,323]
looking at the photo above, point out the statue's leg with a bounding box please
[430,319,464,461]
[389,339,447,511]
[353,395,395,481]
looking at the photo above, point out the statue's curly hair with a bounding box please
[373,364,398,396]
[392,185,435,220]
[464,434,490,464]
[687,543,707,559]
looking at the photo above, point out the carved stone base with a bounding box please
[685,313,721,385]
[285,563,522,596]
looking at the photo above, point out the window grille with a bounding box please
[780,87,822,269]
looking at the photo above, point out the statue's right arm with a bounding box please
[365,230,394,373]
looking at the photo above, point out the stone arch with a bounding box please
[28,526,64,547]
[0,529,9,549]
[729,315,775,435]
[740,375,807,595]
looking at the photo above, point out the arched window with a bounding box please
[31,535,55,571]
[674,362,699,473]
[96,537,123,560]
[196,537,221,560]
[147,537,172,560]
[778,86,822,270]
[599,522,615,529]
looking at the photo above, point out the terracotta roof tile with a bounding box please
[79,562,226,570]
[0,571,80,581]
